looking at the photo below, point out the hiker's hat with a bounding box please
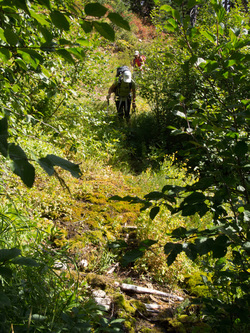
[134,50,139,56]
[123,70,131,83]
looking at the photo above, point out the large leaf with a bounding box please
[38,157,54,176]
[180,192,209,217]
[9,143,35,187]
[138,239,157,251]
[164,243,183,266]
[17,48,43,63]
[108,13,130,31]
[12,257,39,267]
[0,267,13,278]
[0,117,8,157]
[37,0,51,10]
[0,292,11,307]
[4,28,18,46]
[171,227,188,240]
[80,20,93,33]
[150,206,160,220]
[39,154,81,178]
[0,248,21,262]
[122,249,144,266]
[56,49,75,64]
[85,3,108,17]
[200,30,216,44]
[235,140,248,157]
[11,159,35,188]
[50,10,70,31]
[0,47,12,62]
[212,235,229,258]
[12,0,30,14]
[93,22,115,41]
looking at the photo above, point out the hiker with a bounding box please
[107,68,136,122]
[131,50,145,71]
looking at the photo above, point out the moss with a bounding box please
[85,273,107,289]
[52,228,68,247]
[130,299,147,315]
[168,318,186,333]
[114,293,136,314]
[183,272,210,297]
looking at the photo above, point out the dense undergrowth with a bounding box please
[0,0,249,332]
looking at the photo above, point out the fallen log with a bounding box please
[120,283,184,301]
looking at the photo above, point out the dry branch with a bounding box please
[120,283,184,301]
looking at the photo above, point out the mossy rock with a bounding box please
[85,273,107,289]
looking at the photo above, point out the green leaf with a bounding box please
[122,249,144,266]
[243,241,250,254]
[168,18,178,29]
[150,206,160,220]
[162,184,184,194]
[144,191,164,200]
[235,141,248,157]
[0,267,13,278]
[139,239,157,250]
[37,0,51,10]
[15,58,28,71]
[17,48,43,63]
[109,195,144,204]
[43,154,81,178]
[50,10,70,31]
[11,159,35,188]
[160,4,172,12]
[12,257,39,267]
[200,30,216,44]
[163,24,177,32]
[108,240,128,249]
[164,243,183,266]
[30,10,50,26]
[13,0,30,14]
[4,28,18,46]
[213,235,229,258]
[93,22,115,41]
[0,248,21,262]
[56,49,75,64]
[8,143,35,187]
[164,242,175,255]
[85,3,108,17]
[195,237,214,255]
[108,13,130,31]
[38,157,54,176]
[188,0,202,9]
[173,110,186,118]
[216,6,226,23]
[0,47,12,61]
[0,117,8,157]
[171,227,187,240]
[172,9,181,22]
[0,292,11,307]
[80,20,93,33]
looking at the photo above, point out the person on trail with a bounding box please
[107,69,136,122]
[131,50,145,71]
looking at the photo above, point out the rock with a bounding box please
[92,289,112,311]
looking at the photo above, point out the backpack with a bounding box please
[116,65,130,78]
[115,66,132,97]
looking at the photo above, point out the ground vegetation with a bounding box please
[0,0,249,332]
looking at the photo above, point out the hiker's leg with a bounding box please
[116,100,123,119]
[125,97,131,121]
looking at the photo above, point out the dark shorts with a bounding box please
[115,96,131,119]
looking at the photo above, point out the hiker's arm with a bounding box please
[107,83,116,100]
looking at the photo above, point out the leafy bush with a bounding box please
[115,1,250,330]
